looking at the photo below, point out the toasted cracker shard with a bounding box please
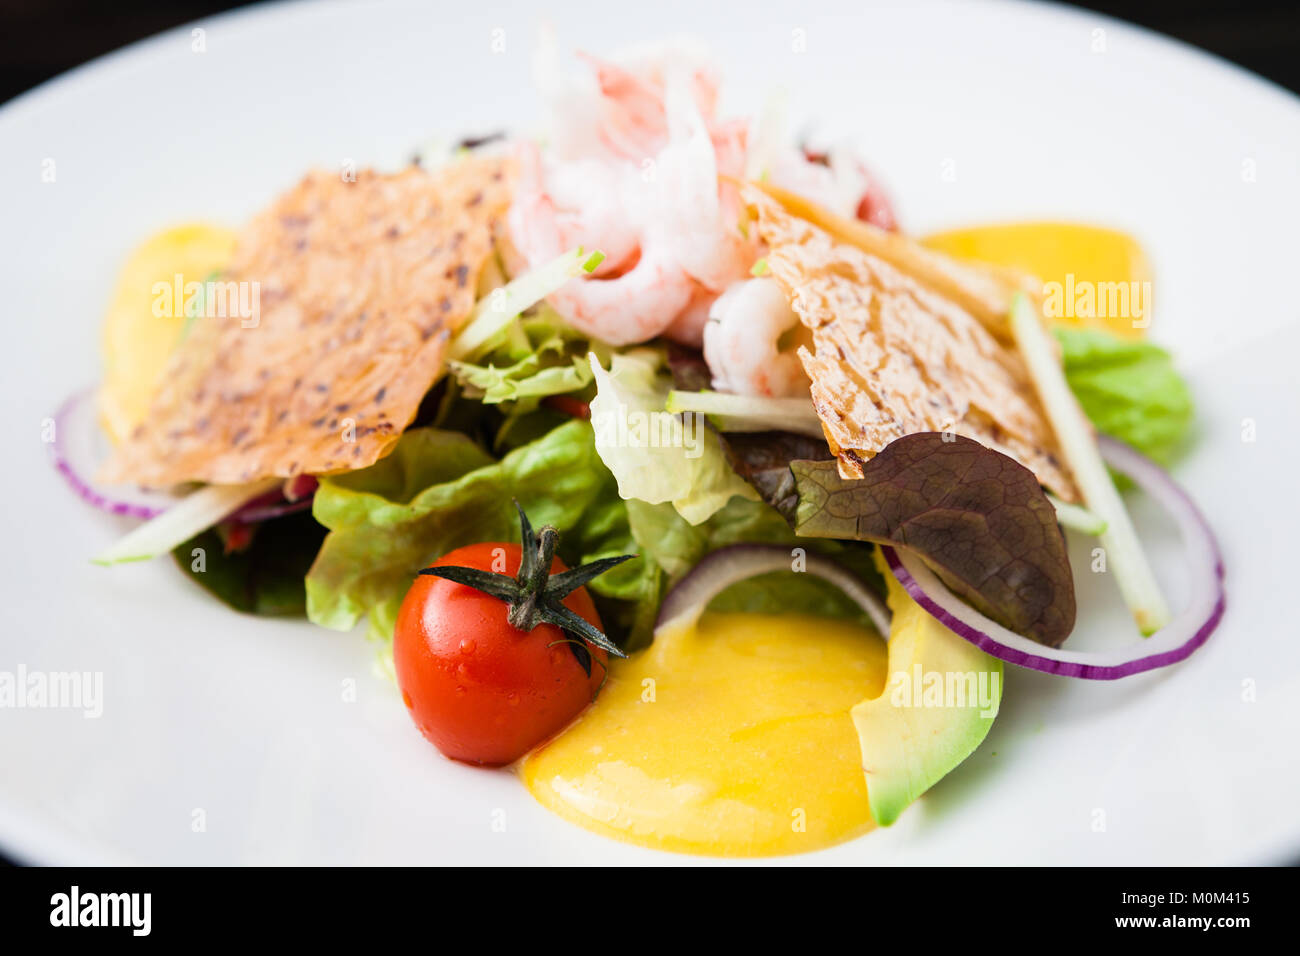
[102,158,513,489]
[744,186,1079,502]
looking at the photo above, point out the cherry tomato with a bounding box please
[394,542,606,767]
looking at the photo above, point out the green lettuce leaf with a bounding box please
[305,420,655,651]
[589,349,757,526]
[172,510,327,616]
[1056,326,1194,464]
[447,307,607,406]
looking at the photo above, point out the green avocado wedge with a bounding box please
[852,551,1002,826]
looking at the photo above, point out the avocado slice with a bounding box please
[852,552,1002,825]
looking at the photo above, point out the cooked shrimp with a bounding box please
[540,43,721,164]
[508,139,696,344]
[510,39,888,348]
[657,65,758,291]
[577,48,721,162]
[509,50,721,344]
[507,143,639,278]
[703,278,811,397]
[547,229,696,345]
[663,281,717,347]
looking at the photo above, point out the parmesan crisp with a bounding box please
[103,158,512,488]
[745,186,1078,501]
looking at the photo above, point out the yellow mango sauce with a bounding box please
[521,612,888,857]
[99,224,238,443]
[922,221,1152,338]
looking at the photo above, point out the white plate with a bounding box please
[2,0,1298,865]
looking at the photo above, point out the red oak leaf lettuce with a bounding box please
[791,433,1076,647]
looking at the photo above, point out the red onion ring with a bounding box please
[48,389,178,520]
[52,390,319,526]
[655,543,891,636]
[883,435,1224,680]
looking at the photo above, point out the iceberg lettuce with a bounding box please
[588,349,757,526]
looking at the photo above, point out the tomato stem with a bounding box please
[508,525,557,631]
[418,500,636,659]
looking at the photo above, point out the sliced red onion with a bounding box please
[231,497,314,524]
[883,436,1224,680]
[48,389,180,520]
[53,389,323,527]
[226,475,318,523]
[220,474,319,524]
[655,543,891,637]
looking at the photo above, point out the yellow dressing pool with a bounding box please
[922,221,1152,338]
[521,611,888,857]
[100,223,238,444]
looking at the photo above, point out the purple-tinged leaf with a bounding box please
[792,433,1076,647]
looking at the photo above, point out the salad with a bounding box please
[58,38,1218,857]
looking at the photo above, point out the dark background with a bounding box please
[0,0,1296,867]
[3,0,1300,105]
